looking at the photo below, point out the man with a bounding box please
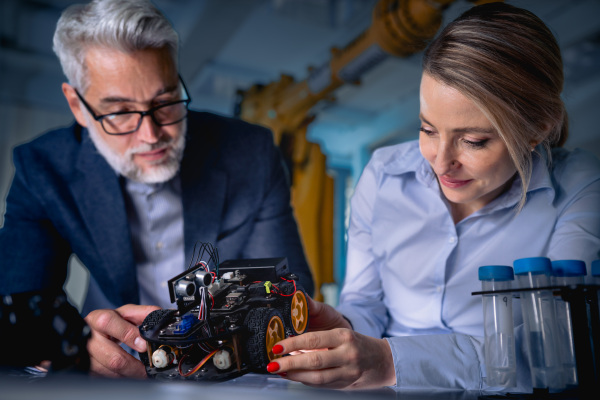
[0,0,313,378]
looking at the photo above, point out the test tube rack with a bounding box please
[472,284,600,397]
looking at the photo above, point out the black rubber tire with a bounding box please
[140,309,175,332]
[283,285,309,336]
[244,307,285,372]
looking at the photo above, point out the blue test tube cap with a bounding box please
[592,260,600,277]
[513,257,552,275]
[479,265,514,281]
[551,260,587,277]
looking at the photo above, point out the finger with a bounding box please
[280,347,340,371]
[286,368,355,390]
[85,308,147,353]
[116,304,160,326]
[89,354,121,378]
[306,296,319,314]
[276,348,384,390]
[275,328,351,354]
[89,354,147,379]
[87,330,148,378]
[271,350,356,390]
[306,296,332,321]
[304,298,352,331]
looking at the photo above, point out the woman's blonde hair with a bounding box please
[422,3,567,210]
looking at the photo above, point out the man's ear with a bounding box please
[62,83,88,127]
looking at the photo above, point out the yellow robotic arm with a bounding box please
[238,0,460,141]
[236,0,497,300]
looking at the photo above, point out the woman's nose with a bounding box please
[433,141,460,174]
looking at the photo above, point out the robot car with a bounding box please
[138,243,309,382]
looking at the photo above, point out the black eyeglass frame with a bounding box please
[74,75,192,136]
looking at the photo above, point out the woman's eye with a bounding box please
[464,139,489,149]
[420,127,435,136]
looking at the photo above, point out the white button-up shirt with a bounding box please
[337,140,600,391]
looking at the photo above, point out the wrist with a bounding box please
[341,315,353,330]
[380,338,397,386]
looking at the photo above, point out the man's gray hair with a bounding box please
[53,0,179,93]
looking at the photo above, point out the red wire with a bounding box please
[273,277,296,297]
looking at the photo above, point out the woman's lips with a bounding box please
[439,175,473,188]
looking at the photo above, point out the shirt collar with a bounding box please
[527,148,555,196]
[382,141,438,187]
[124,177,171,196]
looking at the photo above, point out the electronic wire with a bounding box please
[178,349,218,377]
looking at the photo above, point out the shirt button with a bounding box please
[156,242,164,250]
[449,236,456,243]
[436,286,443,293]
[161,282,167,288]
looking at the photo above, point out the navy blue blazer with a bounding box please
[0,110,314,307]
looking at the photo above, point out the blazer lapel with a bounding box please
[71,131,138,305]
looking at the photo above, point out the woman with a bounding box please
[265,2,600,392]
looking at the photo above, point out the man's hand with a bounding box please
[84,304,159,378]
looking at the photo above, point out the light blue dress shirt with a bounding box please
[336,140,600,391]
[80,175,185,314]
[124,175,185,309]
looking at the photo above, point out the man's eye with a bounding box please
[105,113,135,121]
[106,108,133,115]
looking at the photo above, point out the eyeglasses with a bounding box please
[75,76,192,135]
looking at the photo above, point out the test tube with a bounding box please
[514,257,563,392]
[551,259,586,388]
[478,265,517,389]
[591,260,600,285]
[591,260,600,327]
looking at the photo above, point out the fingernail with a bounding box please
[266,362,280,373]
[272,344,284,354]
[278,372,287,378]
[134,337,147,352]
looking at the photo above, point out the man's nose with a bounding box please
[135,114,161,143]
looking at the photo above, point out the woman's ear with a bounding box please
[529,139,539,151]
[530,121,554,150]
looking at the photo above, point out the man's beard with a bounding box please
[86,119,186,184]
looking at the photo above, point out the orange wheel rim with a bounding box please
[266,315,285,361]
[290,291,308,334]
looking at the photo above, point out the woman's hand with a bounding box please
[84,304,159,378]
[266,296,396,390]
[304,296,352,332]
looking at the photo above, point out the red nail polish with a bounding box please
[278,372,287,378]
[272,344,284,354]
[266,362,280,373]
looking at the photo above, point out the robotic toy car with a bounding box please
[138,243,309,381]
